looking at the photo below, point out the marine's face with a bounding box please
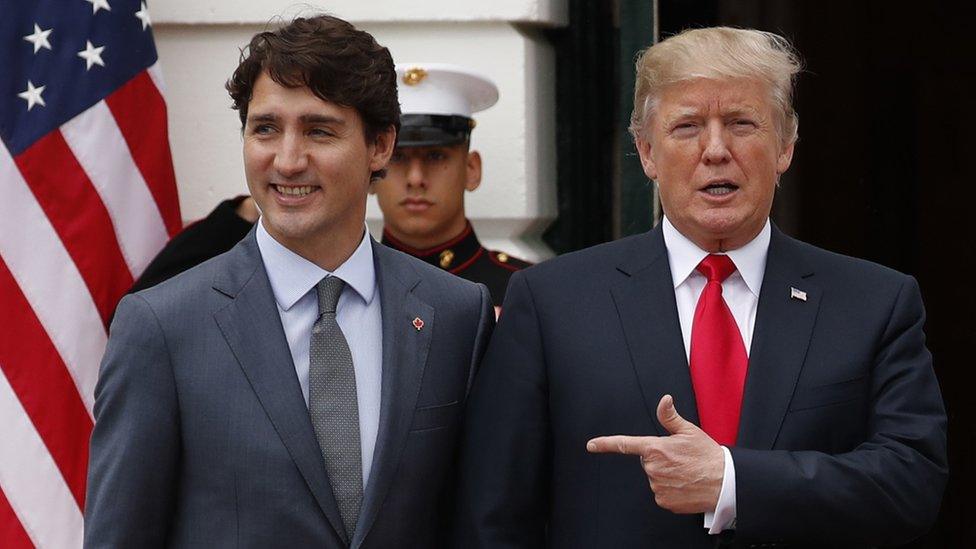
[636,77,794,252]
[373,143,481,248]
[243,71,392,253]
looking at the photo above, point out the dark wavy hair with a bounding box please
[226,15,400,178]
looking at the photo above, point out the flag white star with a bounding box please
[84,0,111,14]
[135,2,152,30]
[23,24,53,54]
[18,81,47,111]
[77,40,106,70]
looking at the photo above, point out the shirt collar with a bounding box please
[661,215,770,297]
[255,219,377,311]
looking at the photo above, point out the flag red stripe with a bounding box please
[0,489,34,549]
[0,257,94,510]
[105,71,182,237]
[14,132,134,326]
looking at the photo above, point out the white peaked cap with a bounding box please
[395,63,499,117]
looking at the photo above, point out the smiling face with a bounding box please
[243,72,394,264]
[636,77,794,252]
[372,143,481,249]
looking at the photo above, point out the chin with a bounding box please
[695,214,741,233]
[703,204,752,223]
[705,218,765,245]
[400,217,434,234]
[267,215,322,240]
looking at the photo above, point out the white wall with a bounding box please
[153,1,565,260]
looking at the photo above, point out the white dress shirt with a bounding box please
[256,220,384,488]
[661,215,771,534]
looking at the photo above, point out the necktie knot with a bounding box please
[696,254,737,284]
[316,276,345,315]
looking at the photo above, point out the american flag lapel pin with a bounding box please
[412,317,424,331]
[790,287,808,302]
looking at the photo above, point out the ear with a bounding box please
[776,139,795,174]
[635,136,658,180]
[465,150,482,192]
[368,125,397,173]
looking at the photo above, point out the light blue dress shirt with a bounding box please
[255,221,383,489]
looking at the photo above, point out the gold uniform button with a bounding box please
[439,249,455,268]
[496,252,509,263]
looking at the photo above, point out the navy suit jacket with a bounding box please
[456,223,947,548]
[85,230,494,547]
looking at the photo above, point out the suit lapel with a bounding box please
[737,226,821,449]
[211,231,348,544]
[611,227,700,433]
[352,243,433,548]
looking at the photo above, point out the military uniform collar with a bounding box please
[381,220,484,272]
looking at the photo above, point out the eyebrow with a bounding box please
[661,108,702,127]
[246,113,346,125]
[300,114,346,125]
[662,105,762,126]
[722,107,761,118]
[246,113,275,125]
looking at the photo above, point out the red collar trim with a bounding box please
[381,221,475,257]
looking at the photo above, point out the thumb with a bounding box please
[656,394,695,435]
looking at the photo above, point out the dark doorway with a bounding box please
[657,1,976,546]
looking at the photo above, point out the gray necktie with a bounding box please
[309,276,362,539]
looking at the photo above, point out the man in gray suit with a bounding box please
[84,15,494,547]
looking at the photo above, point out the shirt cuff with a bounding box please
[703,445,736,534]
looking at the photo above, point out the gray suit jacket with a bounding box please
[85,230,494,548]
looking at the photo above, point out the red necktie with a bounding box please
[689,254,748,446]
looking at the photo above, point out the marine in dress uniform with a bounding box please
[374,63,531,307]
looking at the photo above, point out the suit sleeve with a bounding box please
[440,283,496,548]
[454,271,550,548]
[466,283,496,394]
[731,275,947,546]
[84,294,180,548]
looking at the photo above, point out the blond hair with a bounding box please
[629,27,801,145]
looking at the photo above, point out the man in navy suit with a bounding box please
[85,15,493,547]
[455,27,947,548]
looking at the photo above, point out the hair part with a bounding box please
[226,15,401,179]
[629,27,802,147]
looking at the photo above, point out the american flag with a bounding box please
[0,1,180,546]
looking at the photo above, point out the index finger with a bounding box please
[586,435,656,456]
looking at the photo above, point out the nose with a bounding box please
[273,133,308,178]
[701,121,732,165]
[406,157,425,189]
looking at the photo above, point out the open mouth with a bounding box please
[272,184,318,198]
[701,181,739,196]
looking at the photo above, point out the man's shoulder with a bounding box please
[126,245,243,319]
[520,232,646,282]
[773,233,921,318]
[781,233,913,287]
